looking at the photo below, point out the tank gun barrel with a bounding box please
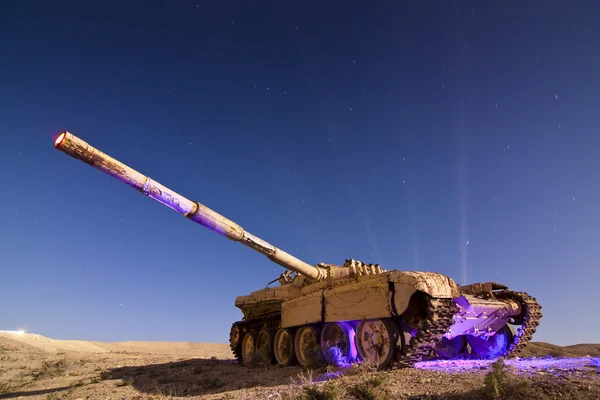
[53,131,326,281]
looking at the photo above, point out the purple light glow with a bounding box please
[318,345,356,368]
[313,371,344,382]
[319,322,360,367]
[415,356,600,378]
[308,357,599,387]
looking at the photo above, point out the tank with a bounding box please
[53,131,542,369]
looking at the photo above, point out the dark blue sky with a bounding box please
[1,1,599,346]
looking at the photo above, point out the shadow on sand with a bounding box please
[100,357,303,397]
[0,386,72,399]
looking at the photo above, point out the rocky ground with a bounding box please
[0,333,599,399]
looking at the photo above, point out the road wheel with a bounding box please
[294,325,321,368]
[241,332,257,366]
[355,318,400,369]
[274,328,297,366]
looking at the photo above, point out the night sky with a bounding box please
[1,1,599,346]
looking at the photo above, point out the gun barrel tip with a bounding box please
[54,131,67,147]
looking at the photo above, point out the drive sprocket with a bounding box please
[496,290,542,357]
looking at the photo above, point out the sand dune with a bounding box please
[0,332,233,358]
[519,341,600,358]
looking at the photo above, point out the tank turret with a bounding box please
[54,131,541,370]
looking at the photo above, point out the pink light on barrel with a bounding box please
[52,131,325,282]
[54,131,66,146]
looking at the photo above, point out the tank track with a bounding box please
[229,296,458,368]
[394,295,457,368]
[229,312,281,364]
[495,290,543,357]
[228,292,539,368]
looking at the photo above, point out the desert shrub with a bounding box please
[301,379,344,400]
[333,358,389,400]
[483,358,512,399]
[349,373,390,400]
[481,358,540,400]
[275,359,390,400]
[34,358,69,379]
[274,369,338,400]
[199,376,223,389]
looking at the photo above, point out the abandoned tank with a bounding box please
[54,131,542,370]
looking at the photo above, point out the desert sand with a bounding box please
[1,332,599,399]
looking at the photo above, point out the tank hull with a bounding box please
[235,270,460,327]
[231,271,542,369]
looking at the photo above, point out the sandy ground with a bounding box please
[1,332,599,399]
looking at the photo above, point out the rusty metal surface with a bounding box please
[281,290,323,327]
[55,131,325,281]
[235,283,301,308]
[459,281,509,299]
[388,270,461,299]
[323,282,392,322]
[279,270,461,328]
[279,271,396,327]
